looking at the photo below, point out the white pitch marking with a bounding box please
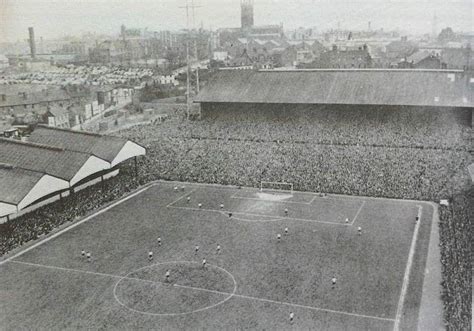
[166,188,197,208]
[8,259,394,322]
[168,205,349,226]
[393,205,423,331]
[112,261,238,317]
[9,260,164,285]
[174,283,395,322]
[230,195,314,205]
[350,200,366,225]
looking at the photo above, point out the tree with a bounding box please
[438,27,456,44]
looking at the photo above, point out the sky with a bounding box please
[0,0,472,42]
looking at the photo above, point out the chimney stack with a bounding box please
[28,27,36,59]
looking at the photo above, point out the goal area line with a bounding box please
[260,181,294,193]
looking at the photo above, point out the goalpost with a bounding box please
[260,181,294,193]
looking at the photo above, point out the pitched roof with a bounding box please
[406,50,433,64]
[0,86,90,108]
[28,125,128,163]
[441,48,473,69]
[46,106,68,117]
[0,138,91,181]
[195,69,473,108]
[0,166,43,205]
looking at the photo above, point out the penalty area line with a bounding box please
[167,205,349,226]
[350,200,366,225]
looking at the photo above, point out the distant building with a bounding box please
[156,74,179,86]
[385,36,418,62]
[43,106,70,128]
[213,49,229,62]
[441,46,473,70]
[228,49,254,68]
[302,44,372,69]
[397,50,442,69]
[0,84,106,127]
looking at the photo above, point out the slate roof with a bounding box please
[0,138,91,181]
[28,125,128,163]
[406,50,433,64]
[195,69,474,108]
[0,166,43,204]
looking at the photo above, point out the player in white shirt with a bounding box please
[187,197,191,203]
[284,227,289,235]
[216,244,221,254]
[277,233,282,242]
[81,250,86,257]
[165,270,170,282]
[284,208,288,215]
[86,252,91,262]
[157,237,161,246]
[148,251,153,260]
[357,227,362,235]
[202,258,207,268]
[220,204,224,209]
[195,245,199,254]
[289,312,295,322]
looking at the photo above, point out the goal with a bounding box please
[260,181,294,193]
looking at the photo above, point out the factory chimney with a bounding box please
[28,27,36,59]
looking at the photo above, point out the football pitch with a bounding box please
[0,181,435,330]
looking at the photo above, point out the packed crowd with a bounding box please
[438,189,472,331]
[122,129,470,201]
[174,105,471,150]
[0,65,156,87]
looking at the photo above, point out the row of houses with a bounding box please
[215,34,473,70]
[0,84,134,131]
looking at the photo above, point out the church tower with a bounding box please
[241,0,254,30]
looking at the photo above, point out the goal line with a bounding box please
[260,181,294,193]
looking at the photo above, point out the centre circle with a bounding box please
[113,261,237,316]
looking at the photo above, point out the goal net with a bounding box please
[260,181,293,193]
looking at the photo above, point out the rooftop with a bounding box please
[195,69,473,108]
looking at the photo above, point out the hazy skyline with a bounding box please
[0,0,472,42]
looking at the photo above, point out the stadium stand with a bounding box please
[0,165,69,218]
[0,127,146,221]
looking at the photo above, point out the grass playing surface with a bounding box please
[0,181,434,330]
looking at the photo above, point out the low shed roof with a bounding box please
[29,125,146,166]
